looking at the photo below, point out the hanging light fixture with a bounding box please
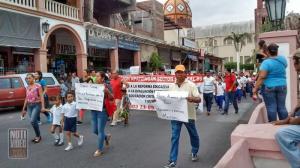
[42,21,50,34]
[265,0,286,30]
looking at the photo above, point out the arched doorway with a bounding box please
[41,24,86,78]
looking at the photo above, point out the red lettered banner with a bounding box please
[121,75,203,110]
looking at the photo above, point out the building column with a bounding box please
[36,0,46,11]
[76,53,87,77]
[76,0,84,21]
[134,51,141,67]
[34,49,48,72]
[110,49,119,72]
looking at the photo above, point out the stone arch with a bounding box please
[41,24,87,77]
[42,24,84,53]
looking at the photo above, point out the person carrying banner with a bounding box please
[110,71,127,126]
[164,65,201,168]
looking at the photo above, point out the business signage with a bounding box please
[182,38,197,49]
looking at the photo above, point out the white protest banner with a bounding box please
[121,75,203,111]
[75,83,105,111]
[154,91,189,122]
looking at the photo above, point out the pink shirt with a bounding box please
[26,84,41,103]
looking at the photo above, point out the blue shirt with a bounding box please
[260,55,287,87]
[36,79,47,91]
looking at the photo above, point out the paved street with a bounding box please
[0,98,254,168]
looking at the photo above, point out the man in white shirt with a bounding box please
[71,72,80,92]
[239,72,248,99]
[203,71,216,116]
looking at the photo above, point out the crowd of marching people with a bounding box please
[21,69,130,156]
[201,70,257,116]
[19,40,300,168]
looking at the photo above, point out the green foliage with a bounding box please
[224,62,237,70]
[224,62,255,71]
[261,19,276,33]
[149,52,163,71]
[241,63,255,70]
[224,32,252,52]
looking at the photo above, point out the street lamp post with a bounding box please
[265,0,286,30]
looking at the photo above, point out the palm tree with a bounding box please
[224,32,252,72]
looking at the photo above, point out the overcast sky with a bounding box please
[137,0,300,27]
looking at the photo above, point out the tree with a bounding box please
[224,62,237,71]
[224,32,252,72]
[149,52,163,71]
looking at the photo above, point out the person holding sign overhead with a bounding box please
[164,65,201,168]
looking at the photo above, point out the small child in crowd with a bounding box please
[120,88,131,126]
[215,76,225,112]
[62,92,84,151]
[44,95,64,146]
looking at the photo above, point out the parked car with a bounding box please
[0,73,60,108]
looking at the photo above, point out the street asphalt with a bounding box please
[0,97,255,168]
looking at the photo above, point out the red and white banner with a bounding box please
[122,75,203,111]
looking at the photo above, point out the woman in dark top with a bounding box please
[256,40,268,67]
[35,71,51,124]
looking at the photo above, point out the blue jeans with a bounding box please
[263,86,288,122]
[169,120,200,163]
[216,95,224,109]
[27,103,41,137]
[235,89,242,101]
[203,93,214,112]
[275,125,300,168]
[91,110,108,151]
[224,91,238,113]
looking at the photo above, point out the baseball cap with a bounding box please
[267,43,279,53]
[175,64,185,72]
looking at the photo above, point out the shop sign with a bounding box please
[182,38,196,49]
[56,44,76,55]
[118,39,140,51]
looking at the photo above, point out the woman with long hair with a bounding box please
[91,71,113,157]
[21,73,45,143]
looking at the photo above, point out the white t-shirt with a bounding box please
[240,76,248,88]
[50,104,63,125]
[62,101,78,118]
[203,76,215,93]
[237,79,243,90]
[216,82,226,96]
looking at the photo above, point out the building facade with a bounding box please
[194,21,255,71]
[255,0,268,34]
[0,0,202,77]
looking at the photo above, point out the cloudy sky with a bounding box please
[137,0,300,27]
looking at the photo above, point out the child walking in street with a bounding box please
[216,76,226,112]
[62,92,84,151]
[44,95,64,146]
[119,88,131,126]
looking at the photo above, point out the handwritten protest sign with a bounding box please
[154,91,189,122]
[75,83,104,111]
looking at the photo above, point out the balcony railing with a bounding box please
[45,0,79,20]
[0,0,36,9]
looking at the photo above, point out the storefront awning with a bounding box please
[88,36,117,49]
[0,9,41,48]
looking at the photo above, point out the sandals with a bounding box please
[32,137,42,143]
